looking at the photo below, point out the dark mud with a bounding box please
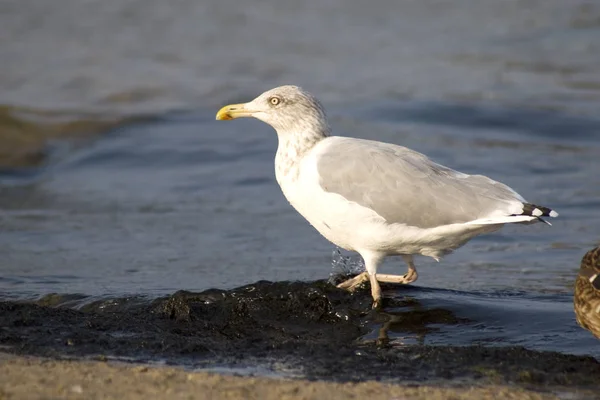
[1,279,598,391]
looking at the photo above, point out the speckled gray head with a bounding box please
[216,85,330,137]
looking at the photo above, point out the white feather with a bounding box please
[464,216,538,225]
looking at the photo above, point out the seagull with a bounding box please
[216,85,558,308]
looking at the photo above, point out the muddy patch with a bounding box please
[1,280,599,391]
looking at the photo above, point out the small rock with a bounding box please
[71,385,83,394]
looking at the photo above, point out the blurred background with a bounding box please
[1,0,599,304]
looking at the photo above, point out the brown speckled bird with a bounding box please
[574,246,600,339]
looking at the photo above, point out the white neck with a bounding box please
[274,129,327,182]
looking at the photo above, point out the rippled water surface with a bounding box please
[1,0,600,358]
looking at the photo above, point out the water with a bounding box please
[1,0,600,361]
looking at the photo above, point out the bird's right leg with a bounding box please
[364,252,384,309]
[336,252,384,308]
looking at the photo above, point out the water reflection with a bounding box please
[368,294,469,347]
[574,246,600,339]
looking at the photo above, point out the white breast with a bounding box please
[276,139,386,252]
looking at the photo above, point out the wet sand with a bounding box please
[0,354,573,400]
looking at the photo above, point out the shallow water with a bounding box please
[1,0,600,366]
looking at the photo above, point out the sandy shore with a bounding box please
[0,354,570,400]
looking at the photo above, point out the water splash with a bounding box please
[328,248,365,285]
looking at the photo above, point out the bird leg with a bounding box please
[336,271,369,292]
[374,272,417,284]
[365,252,384,309]
[375,255,418,284]
[336,254,416,308]
[337,255,418,291]
[337,273,383,308]
[369,272,382,309]
[400,255,419,283]
[335,253,384,308]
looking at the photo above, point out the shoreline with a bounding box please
[0,354,577,400]
[1,285,599,399]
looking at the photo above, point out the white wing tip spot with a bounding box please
[532,208,543,217]
[549,210,559,218]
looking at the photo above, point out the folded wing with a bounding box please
[316,137,527,229]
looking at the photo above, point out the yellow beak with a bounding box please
[215,103,255,120]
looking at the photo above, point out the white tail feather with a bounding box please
[464,215,540,225]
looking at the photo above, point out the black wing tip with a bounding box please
[521,203,559,218]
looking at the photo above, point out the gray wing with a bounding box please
[317,137,524,229]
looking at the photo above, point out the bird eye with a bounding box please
[269,96,281,106]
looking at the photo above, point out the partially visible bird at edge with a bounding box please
[575,246,600,339]
[216,85,558,309]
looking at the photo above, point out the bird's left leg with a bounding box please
[337,255,418,290]
[371,255,418,284]
[400,254,418,283]
[336,271,368,291]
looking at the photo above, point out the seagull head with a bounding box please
[216,85,330,136]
